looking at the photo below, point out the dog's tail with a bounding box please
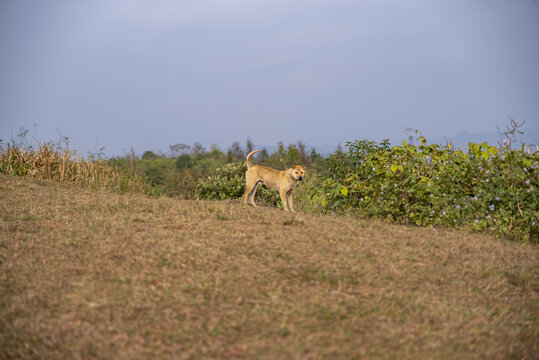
[246,150,261,169]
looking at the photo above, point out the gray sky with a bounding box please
[1,0,538,156]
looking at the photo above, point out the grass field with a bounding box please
[1,174,537,359]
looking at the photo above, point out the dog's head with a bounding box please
[290,165,306,181]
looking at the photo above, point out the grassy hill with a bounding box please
[1,174,537,359]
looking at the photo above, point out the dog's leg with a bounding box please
[287,190,295,213]
[249,182,260,207]
[280,189,289,211]
[243,177,256,206]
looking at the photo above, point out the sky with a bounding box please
[1,0,538,157]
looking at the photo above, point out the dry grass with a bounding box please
[0,143,146,193]
[0,174,537,359]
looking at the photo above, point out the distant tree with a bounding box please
[169,144,179,157]
[309,148,325,171]
[310,148,322,162]
[142,150,158,160]
[335,143,344,155]
[209,144,224,160]
[175,154,192,169]
[286,144,301,166]
[191,142,206,155]
[226,149,235,163]
[169,143,190,157]
[277,141,285,157]
[297,141,310,165]
[179,144,191,153]
[246,138,254,153]
[258,148,269,162]
[229,141,244,160]
[276,141,287,168]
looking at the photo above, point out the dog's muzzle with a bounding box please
[298,176,303,181]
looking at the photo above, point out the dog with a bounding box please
[243,150,306,212]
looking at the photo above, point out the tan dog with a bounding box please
[243,150,306,212]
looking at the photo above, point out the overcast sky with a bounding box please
[1,0,538,156]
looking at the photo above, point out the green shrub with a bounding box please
[311,137,538,243]
[142,151,159,160]
[175,154,192,169]
[197,162,280,206]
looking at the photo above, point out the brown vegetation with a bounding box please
[0,174,537,359]
[0,143,146,193]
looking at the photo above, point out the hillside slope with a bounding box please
[1,174,537,359]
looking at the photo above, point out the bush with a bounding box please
[175,154,192,169]
[142,151,159,160]
[197,162,280,206]
[311,136,538,243]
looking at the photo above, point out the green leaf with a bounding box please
[407,146,416,154]
[340,186,348,196]
[398,165,404,172]
[481,150,489,161]
[469,143,480,156]
[390,164,398,173]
